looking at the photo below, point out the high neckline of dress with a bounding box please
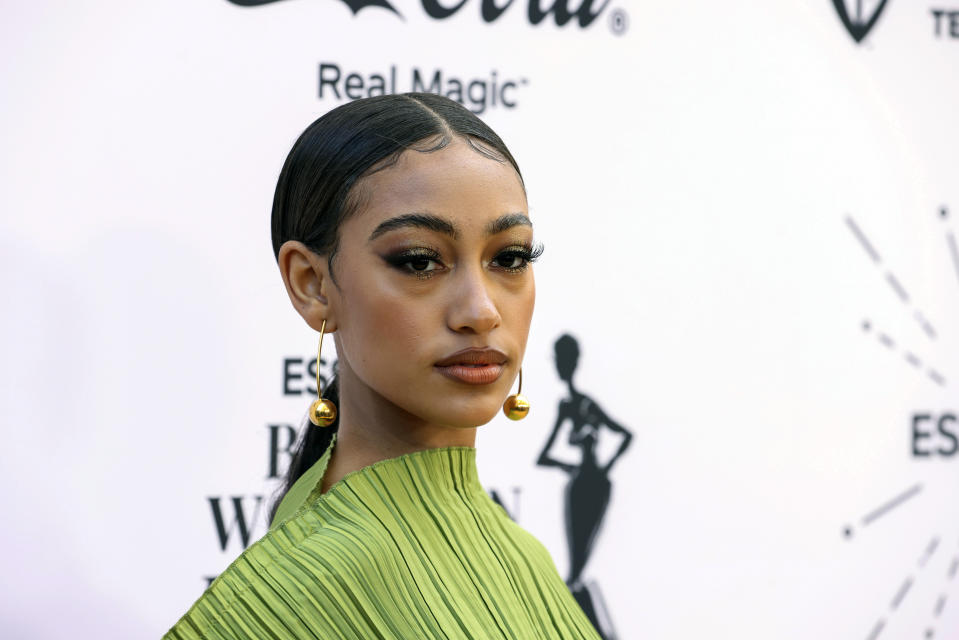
[306,432,485,505]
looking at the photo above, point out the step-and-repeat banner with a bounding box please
[2,1,958,637]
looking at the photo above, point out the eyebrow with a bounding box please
[367,212,532,243]
[486,213,532,236]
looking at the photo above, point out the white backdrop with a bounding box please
[2,1,958,638]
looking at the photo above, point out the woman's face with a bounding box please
[327,136,536,430]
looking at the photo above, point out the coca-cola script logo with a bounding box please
[226,0,624,32]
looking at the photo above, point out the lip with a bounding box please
[434,347,508,385]
[435,347,508,367]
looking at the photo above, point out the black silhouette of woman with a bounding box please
[537,334,632,638]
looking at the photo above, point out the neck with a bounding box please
[320,358,478,494]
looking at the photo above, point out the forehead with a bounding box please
[348,137,528,236]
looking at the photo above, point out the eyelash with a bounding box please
[385,242,545,280]
[495,242,545,272]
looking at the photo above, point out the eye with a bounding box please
[491,242,545,273]
[406,256,440,272]
[383,247,445,279]
[493,253,525,269]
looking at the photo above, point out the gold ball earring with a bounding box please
[502,367,530,420]
[308,318,337,427]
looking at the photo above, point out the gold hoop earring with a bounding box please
[502,367,530,420]
[308,319,337,427]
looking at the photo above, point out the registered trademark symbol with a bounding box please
[609,8,628,35]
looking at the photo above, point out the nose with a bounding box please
[446,265,501,335]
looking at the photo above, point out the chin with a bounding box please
[431,403,501,429]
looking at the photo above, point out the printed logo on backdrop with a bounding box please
[319,63,526,115]
[841,206,958,639]
[226,0,629,115]
[229,0,399,16]
[225,0,628,33]
[931,8,959,38]
[201,354,335,587]
[533,333,633,640]
[832,0,891,42]
[833,1,959,42]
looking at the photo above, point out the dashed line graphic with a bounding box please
[847,208,957,640]
[864,536,943,639]
[915,310,937,339]
[919,537,941,568]
[845,214,939,341]
[862,320,946,387]
[944,207,959,287]
[947,232,959,286]
[885,272,909,302]
[865,619,885,640]
[891,576,913,609]
[863,484,923,528]
[921,539,959,639]
[846,215,881,263]
[934,593,946,616]
[844,483,923,539]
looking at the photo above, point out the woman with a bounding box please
[164,93,602,639]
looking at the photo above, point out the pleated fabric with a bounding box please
[164,434,602,639]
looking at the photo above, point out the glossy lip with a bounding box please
[434,347,508,367]
[434,347,508,386]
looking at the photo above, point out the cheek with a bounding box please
[510,276,536,326]
[527,275,536,317]
[520,278,536,352]
[498,277,536,360]
[337,274,434,371]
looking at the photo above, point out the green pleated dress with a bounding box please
[164,433,602,639]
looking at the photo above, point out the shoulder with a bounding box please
[164,507,401,639]
[483,498,563,574]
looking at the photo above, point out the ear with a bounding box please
[277,240,338,333]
